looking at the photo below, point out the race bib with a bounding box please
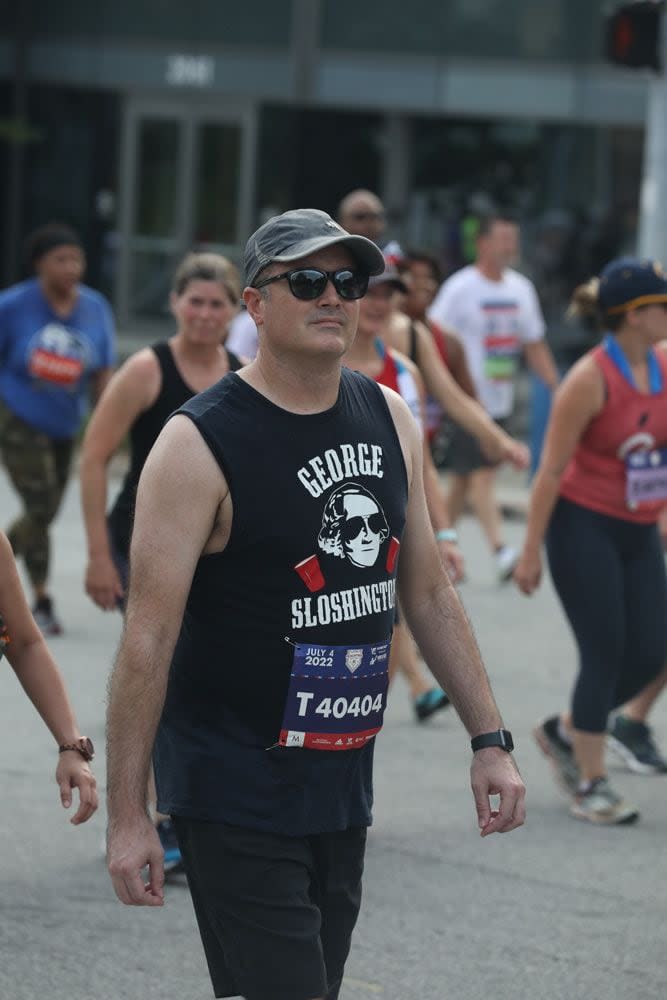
[484,334,520,382]
[626,448,667,509]
[279,638,390,750]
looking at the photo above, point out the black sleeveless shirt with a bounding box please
[108,341,242,556]
[154,368,409,836]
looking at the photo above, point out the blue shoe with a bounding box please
[414,688,450,722]
[156,819,183,874]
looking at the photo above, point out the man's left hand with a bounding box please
[471,748,526,837]
[107,815,165,906]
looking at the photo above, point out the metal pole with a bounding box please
[290,0,322,103]
[638,2,667,262]
[4,0,30,286]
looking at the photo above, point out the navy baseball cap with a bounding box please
[244,208,386,287]
[599,257,667,315]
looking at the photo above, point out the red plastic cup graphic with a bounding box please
[385,536,400,573]
[294,554,326,592]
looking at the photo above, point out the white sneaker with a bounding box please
[495,545,519,583]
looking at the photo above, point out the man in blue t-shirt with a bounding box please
[0,223,116,634]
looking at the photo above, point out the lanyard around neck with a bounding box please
[603,334,663,394]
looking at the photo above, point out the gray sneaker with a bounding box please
[533,715,580,794]
[608,715,667,775]
[570,777,639,825]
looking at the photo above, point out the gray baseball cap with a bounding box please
[244,208,386,286]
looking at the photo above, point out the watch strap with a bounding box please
[58,737,94,762]
[470,729,514,753]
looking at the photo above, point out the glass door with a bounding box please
[192,121,243,249]
[117,98,256,327]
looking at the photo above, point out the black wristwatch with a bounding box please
[471,729,514,753]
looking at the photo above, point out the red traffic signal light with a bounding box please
[605,1,664,71]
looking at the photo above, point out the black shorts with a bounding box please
[172,818,367,1000]
[444,417,509,475]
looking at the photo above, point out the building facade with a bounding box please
[1,1,650,336]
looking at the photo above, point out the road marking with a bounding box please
[344,978,383,994]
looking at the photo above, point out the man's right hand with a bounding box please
[107,815,165,906]
[85,554,124,610]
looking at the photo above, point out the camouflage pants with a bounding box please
[0,399,74,588]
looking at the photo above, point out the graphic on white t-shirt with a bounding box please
[428,265,545,418]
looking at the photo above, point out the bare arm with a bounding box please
[514,357,604,595]
[90,366,115,403]
[443,329,478,399]
[80,351,161,609]
[523,339,560,392]
[411,322,528,468]
[106,415,230,905]
[398,354,465,583]
[381,388,525,836]
[0,532,97,823]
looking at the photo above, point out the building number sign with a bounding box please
[166,55,215,87]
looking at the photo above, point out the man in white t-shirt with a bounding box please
[428,214,559,582]
[227,308,258,360]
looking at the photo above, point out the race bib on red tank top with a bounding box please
[625,448,667,509]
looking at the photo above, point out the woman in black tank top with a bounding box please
[80,251,243,873]
[80,252,243,613]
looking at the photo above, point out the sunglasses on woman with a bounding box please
[253,267,369,301]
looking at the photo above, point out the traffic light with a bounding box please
[605,1,664,71]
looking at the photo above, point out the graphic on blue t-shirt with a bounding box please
[27,323,92,392]
[0,278,115,438]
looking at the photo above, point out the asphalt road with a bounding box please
[1,466,666,1000]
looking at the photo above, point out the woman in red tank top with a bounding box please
[514,257,667,825]
[344,266,462,722]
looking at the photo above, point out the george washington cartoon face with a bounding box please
[318,484,389,568]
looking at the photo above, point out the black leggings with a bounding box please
[546,497,667,733]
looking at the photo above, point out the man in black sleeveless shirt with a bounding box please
[106,209,526,1000]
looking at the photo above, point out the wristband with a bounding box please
[58,736,95,762]
[435,528,458,543]
[471,729,514,753]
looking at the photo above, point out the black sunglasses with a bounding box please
[253,267,369,301]
[341,513,386,542]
